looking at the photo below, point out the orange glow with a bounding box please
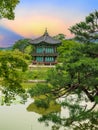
[2,15,73,38]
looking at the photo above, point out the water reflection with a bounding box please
[27,101,61,115]
[0,95,97,130]
[0,98,51,130]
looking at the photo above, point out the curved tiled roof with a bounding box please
[29,29,61,45]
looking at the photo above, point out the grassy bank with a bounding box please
[21,67,52,88]
[22,67,50,80]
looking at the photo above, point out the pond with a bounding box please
[0,98,51,130]
[0,94,95,130]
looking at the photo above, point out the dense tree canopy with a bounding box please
[0,0,19,19]
[53,34,66,41]
[69,10,98,43]
[13,39,34,55]
[1,5,98,129]
[0,50,29,105]
[28,40,98,129]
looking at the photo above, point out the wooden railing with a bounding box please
[32,52,58,56]
[32,61,57,65]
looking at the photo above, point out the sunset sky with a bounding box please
[0,0,98,47]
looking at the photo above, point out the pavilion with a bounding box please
[29,29,61,65]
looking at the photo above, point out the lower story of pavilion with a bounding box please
[32,56,57,65]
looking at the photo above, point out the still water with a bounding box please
[0,98,51,130]
[0,95,94,130]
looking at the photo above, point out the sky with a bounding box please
[0,0,98,47]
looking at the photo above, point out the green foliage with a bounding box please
[73,121,98,130]
[13,39,34,55]
[0,50,28,105]
[21,82,37,89]
[22,68,48,80]
[28,83,50,97]
[69,10,98,43]
[94,96,98,104]
[0,0,19,19]
[57,40,82,62]
[34,99,49,108]
[28,39,98,129]
[27,100,61,115]
[53,33,66,40]
[38,100,98,130]
[57,41,98,103]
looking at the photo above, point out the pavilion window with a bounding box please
[36,57,43,62]
[36,47,43,53]
[45,48,54,53]
[51,48,54,53]
[45,57,54,62]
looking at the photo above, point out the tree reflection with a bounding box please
[27,94,98,130]
[27,100,61,115]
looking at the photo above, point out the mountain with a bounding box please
[0,26,24,48]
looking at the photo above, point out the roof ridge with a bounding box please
[29,29,61,44]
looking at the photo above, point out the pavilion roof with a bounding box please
[29,29,61,45]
